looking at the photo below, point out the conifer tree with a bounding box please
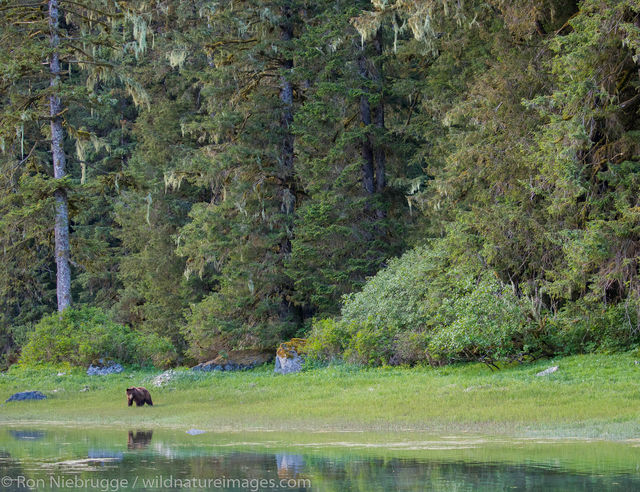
[172,0,315,356]
[110,0,211,355]
[287,1,417,316]
[0,0,148,311]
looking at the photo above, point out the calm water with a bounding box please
[0,427,639,491]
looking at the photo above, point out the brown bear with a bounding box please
[126,387,153,407]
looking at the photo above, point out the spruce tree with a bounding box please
[0,0,148,311]
[172,0,314,357]
[287,1,416,317]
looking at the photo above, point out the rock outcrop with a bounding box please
[151,369,176,387]
[275,338,306,375]
[5,391,47,402]
[192,349,272,372]
[535,366,558,377]
[87,359,124,376]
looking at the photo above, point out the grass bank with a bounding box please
[1,353,639,439]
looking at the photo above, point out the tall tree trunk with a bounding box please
[371,33,386,224]
[373,101,386,193]
[279,4,295,230]
[358,54,375,195]
[49,0,71,311]
[277,3,299,324]
[359,34,385,206]
[372,33,386,195]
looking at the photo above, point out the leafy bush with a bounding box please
[0,322,35,370]
[339,244,448,331]
[537,300,640,355]
[390,330,430,366]
[427,276,531,363]
[306,239,531,366]
[309,234,640,367]
[19,307,176,368]
[343,323,398,366]
[310,274,532,366]
[305,318,349,361]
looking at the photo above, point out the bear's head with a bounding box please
[126,387,136,404]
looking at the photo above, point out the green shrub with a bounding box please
[339,244,448,331]
[308,238,535,366]
[0,322,35,370]
[308,237,640,368]
[309,240,530,366]
[305,318,349,361]
[390,330,430,366]
[343,323,397,366]
[539,300,640,355]
[19,307,176,368]
[427,276,531,363]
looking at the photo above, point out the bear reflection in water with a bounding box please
[127,430,153,450]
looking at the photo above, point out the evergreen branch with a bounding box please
[59,0,123,19]
[63,41,98,61]
[230,112,252,143]
[19,94,46,111]
[620,93,640,109]
[1,236,47,257]
[401,94,420,131]
[11,140,40,170]
[333,112,359,142]
[62,59,114,67]
[12,19,47,25]
[62,7,110,28]
[554,12,579,35]
[38,107,69,120]
[0,2,46,12]
[231,72,278,103]
[205,38,258,50]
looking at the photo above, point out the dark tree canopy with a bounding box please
[2,0,640,368]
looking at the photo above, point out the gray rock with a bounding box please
[6,391,47,402]
[192,361,253,372]
[152,370,176,387]
[274,339,306,375]
[192,361,217,372]
[186,429,206,435]
[536,366,558,377]
[87,360,124,376]
[275,353,304,375]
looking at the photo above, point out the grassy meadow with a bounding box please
[1,354,639,439]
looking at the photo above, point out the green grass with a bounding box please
[1,353,639,439]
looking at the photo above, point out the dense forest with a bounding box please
[2,0,640,369]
